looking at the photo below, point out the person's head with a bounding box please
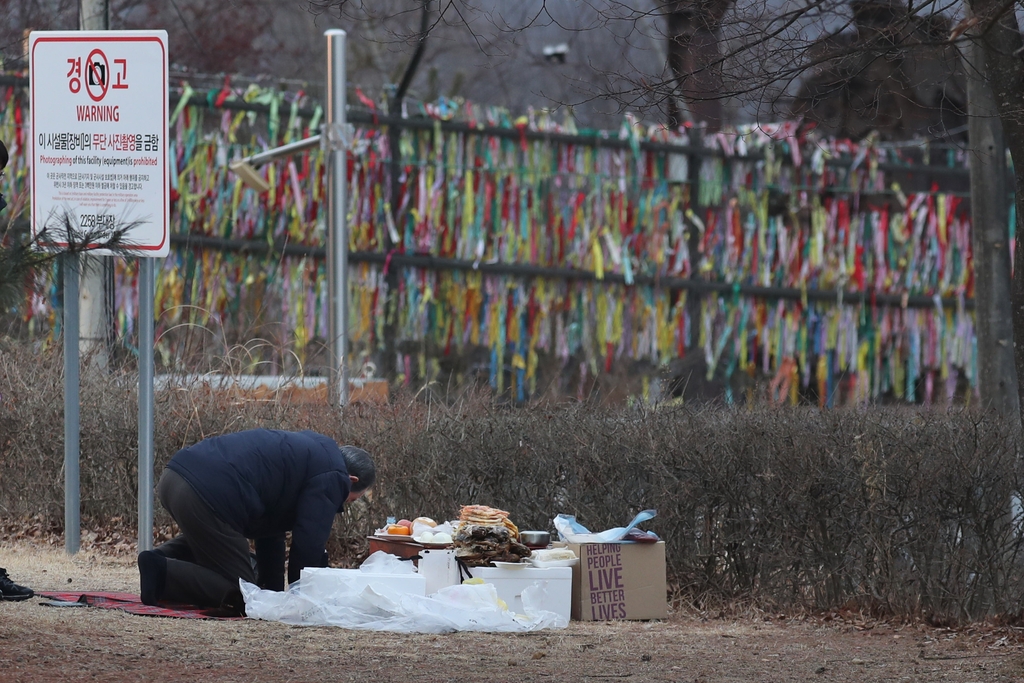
[342,446,375,502]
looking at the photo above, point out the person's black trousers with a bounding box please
[153,468,255,609]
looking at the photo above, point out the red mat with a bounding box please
[37,591,244,620]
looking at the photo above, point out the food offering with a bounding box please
[376,518,413,537]
[453,505,532,567]
[374,516,454,545]
[529,547,579,567]
[412,517,454,545]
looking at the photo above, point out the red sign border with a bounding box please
[30,33,169,254]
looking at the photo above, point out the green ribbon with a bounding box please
[170,82,195,126]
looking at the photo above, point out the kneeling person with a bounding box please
[138,429,374,614]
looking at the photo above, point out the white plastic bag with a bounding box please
[413,520,454,544]
[553,509,656,543]
[241,552,568,633]
[359,550,415,574]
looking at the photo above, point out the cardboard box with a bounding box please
[568,541,667,621]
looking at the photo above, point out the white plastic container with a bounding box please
[469,565,572,622]
[299,567,427,601]
[417,548,461,595]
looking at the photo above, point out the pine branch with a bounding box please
[0,201,144,311]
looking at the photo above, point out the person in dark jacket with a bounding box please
[0,140,32,603]
[137,429,375,614]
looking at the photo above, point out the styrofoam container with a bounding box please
[529,557,579,568]
[469,565,572,622]
[299,567,427,601]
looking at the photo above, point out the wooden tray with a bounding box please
[373,532,418,541]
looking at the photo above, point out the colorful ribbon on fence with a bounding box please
[0,82,993,404]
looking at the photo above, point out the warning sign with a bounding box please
[30,30,169,256]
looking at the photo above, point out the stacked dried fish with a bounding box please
[453,505,531,567]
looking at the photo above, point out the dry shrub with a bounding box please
[1,342,1022,622]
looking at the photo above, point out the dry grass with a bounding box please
[2,542,138,593]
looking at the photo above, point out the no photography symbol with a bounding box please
[85,48,109,102]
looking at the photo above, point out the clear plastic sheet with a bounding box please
[242,551,568,633]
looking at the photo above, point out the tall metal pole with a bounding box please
[326,29,349,406]
[965,35,1020,420]
[137,258,155,550]
[63,255,81,554]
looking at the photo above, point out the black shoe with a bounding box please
[138,550,167,606]
[0,567,34,601]
[220,590,247,618]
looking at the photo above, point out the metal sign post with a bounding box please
[63,254,81,554]
[326,29,350,407]
[137,257,156,550]
[30,30,169,554]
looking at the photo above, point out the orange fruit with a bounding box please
[387,524,411,535]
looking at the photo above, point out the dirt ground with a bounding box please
[2,542,1024,683]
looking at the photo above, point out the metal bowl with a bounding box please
[520,530,551,547]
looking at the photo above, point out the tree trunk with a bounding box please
[78,0,112,374]
[966,0,1024,426]
[662,0,734,130]
[964,36,1019,421]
